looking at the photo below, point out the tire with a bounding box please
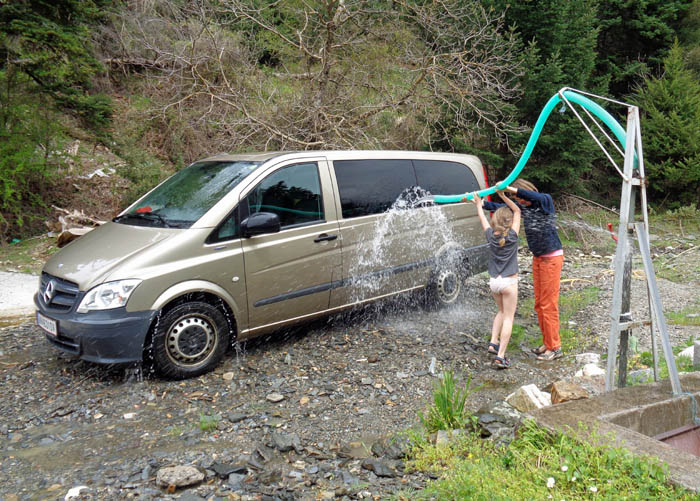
[425,247,468,307]
[427,267,462,306]
[152,301,230,379]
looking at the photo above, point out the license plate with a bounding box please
[37,312,58,337]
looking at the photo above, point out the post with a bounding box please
[605,107,638,391]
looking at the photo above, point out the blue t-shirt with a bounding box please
[483,188,562,257]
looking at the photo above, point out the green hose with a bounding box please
[433,88,629,203]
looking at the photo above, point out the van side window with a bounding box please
[413,160,480,195]
[333,159,417,218]
[208,207,240,243]
[246,162,324,228]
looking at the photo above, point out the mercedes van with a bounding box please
[35,151,489,379]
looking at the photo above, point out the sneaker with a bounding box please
[536,349,563,361]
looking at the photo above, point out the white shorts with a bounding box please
[489,276,518,294]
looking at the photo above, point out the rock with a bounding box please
[575,353,601,365]
[64,486,89,500]
[257,467,283,484]
[505,384,551,413]
[435,429,467,445]
[155,465,205,488]
[582,363,605,377]
[266,392,285,403]
[271,431,301,452]
[628,368,653,384]
[227,412,248,423]
[212,461,246,479]
[361,458,396,478]
[550,381,589,404]
[228,472,247,490]
[361,377,373,385]
[678,345,694,359]
[223,372,234,381]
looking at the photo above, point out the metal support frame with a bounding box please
[558,88,681,395]
[601,106,681,395]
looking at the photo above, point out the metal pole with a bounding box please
[605,107,638,391]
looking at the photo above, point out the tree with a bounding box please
[0,0,112,130]
[633,42,700,206]
[100,0,524,156]
[485,0,606,196]
[596,0,693,97]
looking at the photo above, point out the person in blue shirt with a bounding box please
[483,179,564,361]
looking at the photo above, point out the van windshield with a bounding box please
[114,160,261,228]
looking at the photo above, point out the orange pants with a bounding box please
[532,255,563,351]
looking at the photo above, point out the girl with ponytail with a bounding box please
[470,191,521,369]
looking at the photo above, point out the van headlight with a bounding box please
[77,279,142,313]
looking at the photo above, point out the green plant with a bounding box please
[399,420,697,500]
[199,413,220,433]
[418,371,478,433]
[667,305,700,326]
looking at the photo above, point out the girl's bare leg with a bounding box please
[497,283,518,359]
[491,291,504,346]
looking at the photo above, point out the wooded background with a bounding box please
[1,0,699,239]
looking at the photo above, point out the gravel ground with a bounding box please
[0,240,698,500]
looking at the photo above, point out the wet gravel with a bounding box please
[1,244,698,500]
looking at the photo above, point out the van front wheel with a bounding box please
[152,301,230,379]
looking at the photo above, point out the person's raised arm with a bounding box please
[498,190,521,234]
[470,193,490,231]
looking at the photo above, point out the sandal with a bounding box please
[531,345,547,355]
[536,349,563,361]
[487,343,500,355]
[492,356,511,369]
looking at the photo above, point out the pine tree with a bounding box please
[633,42,700,206]
[486,0,605,196]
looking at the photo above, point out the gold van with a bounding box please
[35,151,489,378]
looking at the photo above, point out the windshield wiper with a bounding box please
[113,212,172,228]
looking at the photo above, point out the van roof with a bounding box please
[201,150,481,164]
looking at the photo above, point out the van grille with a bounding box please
[39,273,80,312]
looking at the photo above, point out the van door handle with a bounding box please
[314,233,338,243]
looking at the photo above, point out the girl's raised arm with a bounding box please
[498,191,521,234]
[469,193,490,231]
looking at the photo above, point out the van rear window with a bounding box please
[116,161,260,228]
[333,159,417,218]
[413,160,480,196]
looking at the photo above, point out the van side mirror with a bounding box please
[241,212,281,237]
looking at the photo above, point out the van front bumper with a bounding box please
[34,294,158,364]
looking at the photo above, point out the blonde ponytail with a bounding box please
[492,206,513,247]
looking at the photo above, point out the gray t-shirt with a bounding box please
[486,228,519,278]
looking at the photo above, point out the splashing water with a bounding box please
[347,187,459,303]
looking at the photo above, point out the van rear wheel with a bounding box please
[425,246,466,307]
[152,301,230,379]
